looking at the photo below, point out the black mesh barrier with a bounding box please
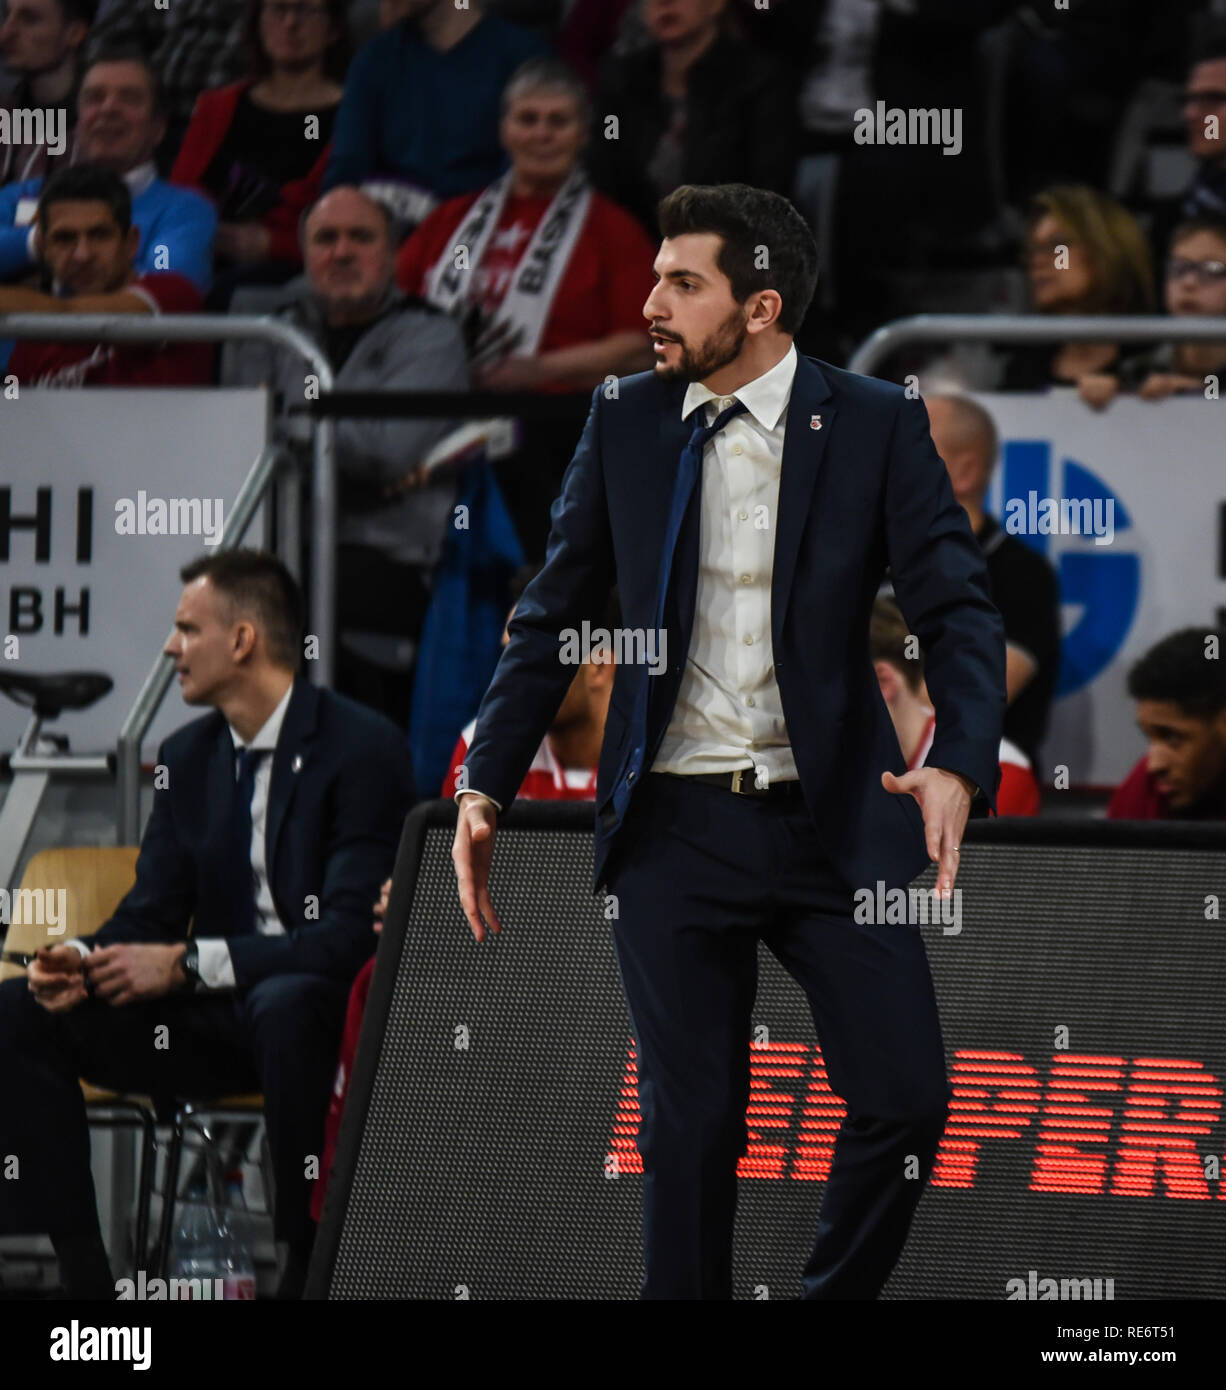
[308,805,1226,1300]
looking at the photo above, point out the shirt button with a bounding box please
[743,634,753,645]
[738,510,748,520]
[746,696,755,707]
[720,397,733,408]
[740,573,751,584]
[732,444,743,455]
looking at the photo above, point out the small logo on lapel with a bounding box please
[810,414,822,430]
[291,754,304,774]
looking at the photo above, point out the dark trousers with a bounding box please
[0,971,350,1257]
[604,772,952,1300]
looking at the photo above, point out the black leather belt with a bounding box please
[656,769,805,799]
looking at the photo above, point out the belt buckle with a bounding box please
[731,768,744,794]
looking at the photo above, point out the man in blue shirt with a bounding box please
[323,0,548,228]
[0,44,216,290]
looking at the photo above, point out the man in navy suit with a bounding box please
[1,549,415,1298]
[451,183,1007,1300]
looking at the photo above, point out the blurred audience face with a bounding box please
[925,395,994,512]
[165,577,265,706]
[303,187,395,324]
[1134,698,1226,811]
[1024,212,1094,311]
[77,60,165,172]
[0,0,88,74]
[258,0,336,72]
[644,232,751,383]
[1165,229,1226,317]
[643,0,726,47]
[39,198,137,296]
[1184,58,1226,162]
[501,88,586,191]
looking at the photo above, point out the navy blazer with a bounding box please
[86,678,416,991]
[463,354,1007,895]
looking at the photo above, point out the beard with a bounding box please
[652,306,749,383]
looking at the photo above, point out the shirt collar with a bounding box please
[681,340,797,432]
[124,161,156,198]
[229,680,294,754]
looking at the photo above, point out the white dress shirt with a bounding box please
[651,342,800,783]
[65,681,294,990]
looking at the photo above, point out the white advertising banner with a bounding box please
[1,388,271,758]
[976,391,1226,788]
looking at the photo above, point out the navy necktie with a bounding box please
[232,746,266,936]
[651,398,749,638]
[623,397,749,779]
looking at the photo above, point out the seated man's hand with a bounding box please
[28,945,87,1013]
[1137,372,1203,400]
[373,876,392,935]
[384,464,430,496]
[84,943,186,1007]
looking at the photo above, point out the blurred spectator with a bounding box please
[1000,0,1202,201]
[310,566,619,1227]
[871,596,1039,816]
[397,56,655,561]
[1107,625,1226,820]
[0,0,96,185]
[171,0,349,307]
[1095,216,1226,403]
[585,0,799,239]
[925,392,1060,771]
[322,0,549,231]
[999,185,1154,406]
[1176,37,1226,224]
[441,562,618,798]
[1,162,213,384]
[85,0,249,161]
[228,185,469,722]
[0,47,217,290]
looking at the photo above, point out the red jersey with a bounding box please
[310,720,599,1223]
[909,709,1041,817]
[1106,754,1226,820]
[8,273,213,387]
[441,716,599,801]
[396,187,655,392]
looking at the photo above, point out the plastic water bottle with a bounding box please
[169,1181,223,1300]
[218,1169,257,1300]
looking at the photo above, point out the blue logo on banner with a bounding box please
[993,441,1139,697]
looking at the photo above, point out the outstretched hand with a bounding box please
[881,766,975,898]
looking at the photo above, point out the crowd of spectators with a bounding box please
[1,0,1224,818]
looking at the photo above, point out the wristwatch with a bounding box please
[180,941,201,994]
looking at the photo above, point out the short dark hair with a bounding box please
[656,183,819,336]
[1126,627,1226,720]
[1170,214,1226,251]
[80,43,166,119]
[180,549,303,671]
[244,0,351,84]
[37,161,130,235]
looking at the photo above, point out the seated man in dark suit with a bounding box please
[0,548,415,1299]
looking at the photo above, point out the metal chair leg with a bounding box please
[154,1107,189,1280]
